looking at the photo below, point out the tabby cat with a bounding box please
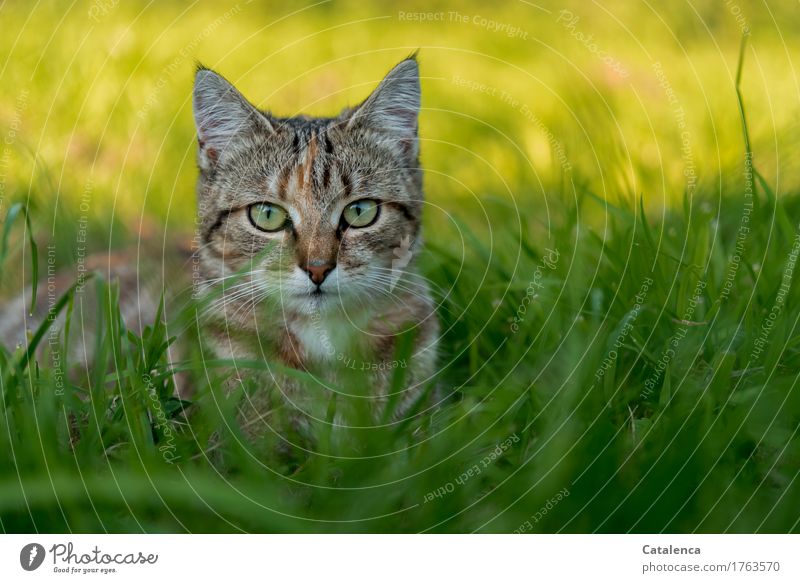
[193,56,440,427]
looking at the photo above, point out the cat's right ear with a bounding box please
[192,66,272,170]
[344,56,420,158]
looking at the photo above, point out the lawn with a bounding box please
[1,0,799,532]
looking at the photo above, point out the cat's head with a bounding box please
[193,57,423,317]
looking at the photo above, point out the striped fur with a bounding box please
[193,57,439,428]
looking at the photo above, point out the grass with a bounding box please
[1,1,799,532]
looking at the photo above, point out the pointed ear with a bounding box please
[346,57,420,151]
[192,67,271,170]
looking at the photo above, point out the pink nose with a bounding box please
[304,261,334,285]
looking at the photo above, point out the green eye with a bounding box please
[248,203,289,232]
[342,199,379,228]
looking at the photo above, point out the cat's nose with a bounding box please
[303,260,334,285]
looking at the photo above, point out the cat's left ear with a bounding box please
[346,56,420,155]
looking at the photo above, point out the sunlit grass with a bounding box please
[2,0,798,238]
[2,163,799,532]
[1,1,799,533]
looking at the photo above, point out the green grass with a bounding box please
[1,1,799,532]
[3,153,799,532]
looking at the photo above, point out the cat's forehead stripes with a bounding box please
[277,122,349,210]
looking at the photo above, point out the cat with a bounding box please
[0,56,440,439]
[192,55,440,430]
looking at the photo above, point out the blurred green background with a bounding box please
[1,0,798,244]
